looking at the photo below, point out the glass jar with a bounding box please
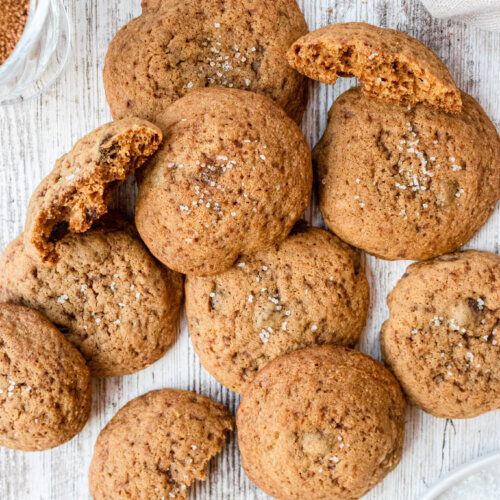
[0,0,70,105]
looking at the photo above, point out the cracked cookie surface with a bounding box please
[104,0,308,123]
[89,389,234,500]
[237,346,406,500]
[314,87,500,260]
[135,88,312,276]
[0,213,183,377]
[0,303,91,451]
[185,226,369,394]
[24,117,162,264]
[381,250,500,418]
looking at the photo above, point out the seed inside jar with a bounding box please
[0,0,30,65]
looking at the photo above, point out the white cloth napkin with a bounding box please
[421,0,500,31]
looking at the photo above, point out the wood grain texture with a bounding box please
[0,1,499,498]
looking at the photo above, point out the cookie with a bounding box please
[24,117,162,264]
[0,213,183,377]
[135,88,312,276]
[89,389,234,500]
[185,226,369,394]
[237,346,406,500]
[287,22,461,113]
[381,250,500,419]
[315,87,500,261]
[0,303,91,451]
[104,0,308,124]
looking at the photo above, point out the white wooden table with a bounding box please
[0,1,499,499]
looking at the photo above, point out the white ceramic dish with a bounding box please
[421,452,500,500]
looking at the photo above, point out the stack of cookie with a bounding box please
[0,1,498,499]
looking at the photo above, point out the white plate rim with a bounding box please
[420,451,500,500]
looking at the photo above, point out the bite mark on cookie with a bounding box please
[89,389,234,499]
[25,118,162,264]
[287,22,462,113]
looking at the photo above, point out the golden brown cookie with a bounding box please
[104,0,308,124]
[89,389,234,500]
[185,226,369,394]
[315,87,500,261]
[381,250,500,419]
[237,346,406,500]
[24,117,162,264]
[0,213,183,377]
[0,303,91,451]
[135,88,312,276]
[287,22,461,113]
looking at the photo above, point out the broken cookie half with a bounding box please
[287,22,462,113]
[89,389,234,500]
[24,117,162,264]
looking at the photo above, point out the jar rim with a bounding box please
[0,0,52,78]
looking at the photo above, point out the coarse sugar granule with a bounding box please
[0,0,30,65]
